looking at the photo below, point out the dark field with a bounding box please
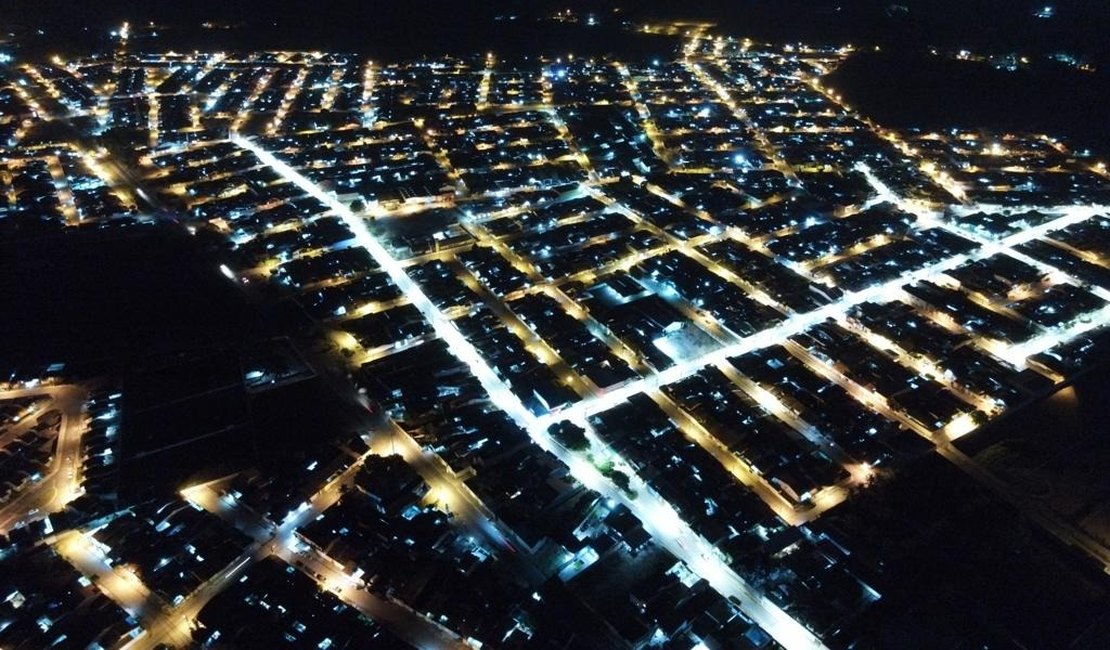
[7,0,1109,63]
[826,51,1110,157]
[0,223,258,369]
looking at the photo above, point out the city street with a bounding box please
[0,384,89,535]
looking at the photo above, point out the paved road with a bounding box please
[238,135,827,650]
[0,384,89,535]
[275,540,469,650]
[936,443,1110,574]
[366,418,549,585]
[53,529,193,649]
[174,476,470,650]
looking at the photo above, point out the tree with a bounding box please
[549,422,589,452]
[610,470,633,497]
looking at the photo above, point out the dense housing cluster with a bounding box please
[1,19,1108,650]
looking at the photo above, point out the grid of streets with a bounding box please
[2,21,1110,650]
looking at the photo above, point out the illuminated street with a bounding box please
[3,6,1110,650]
[0,384,90,534]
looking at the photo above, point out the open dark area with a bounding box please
[0,223,259,369]
[636,0,1110,64]
[4,1,676,61]
[818,451,1110,649]
[826,51,1110,157]
[8,1,1110,63]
